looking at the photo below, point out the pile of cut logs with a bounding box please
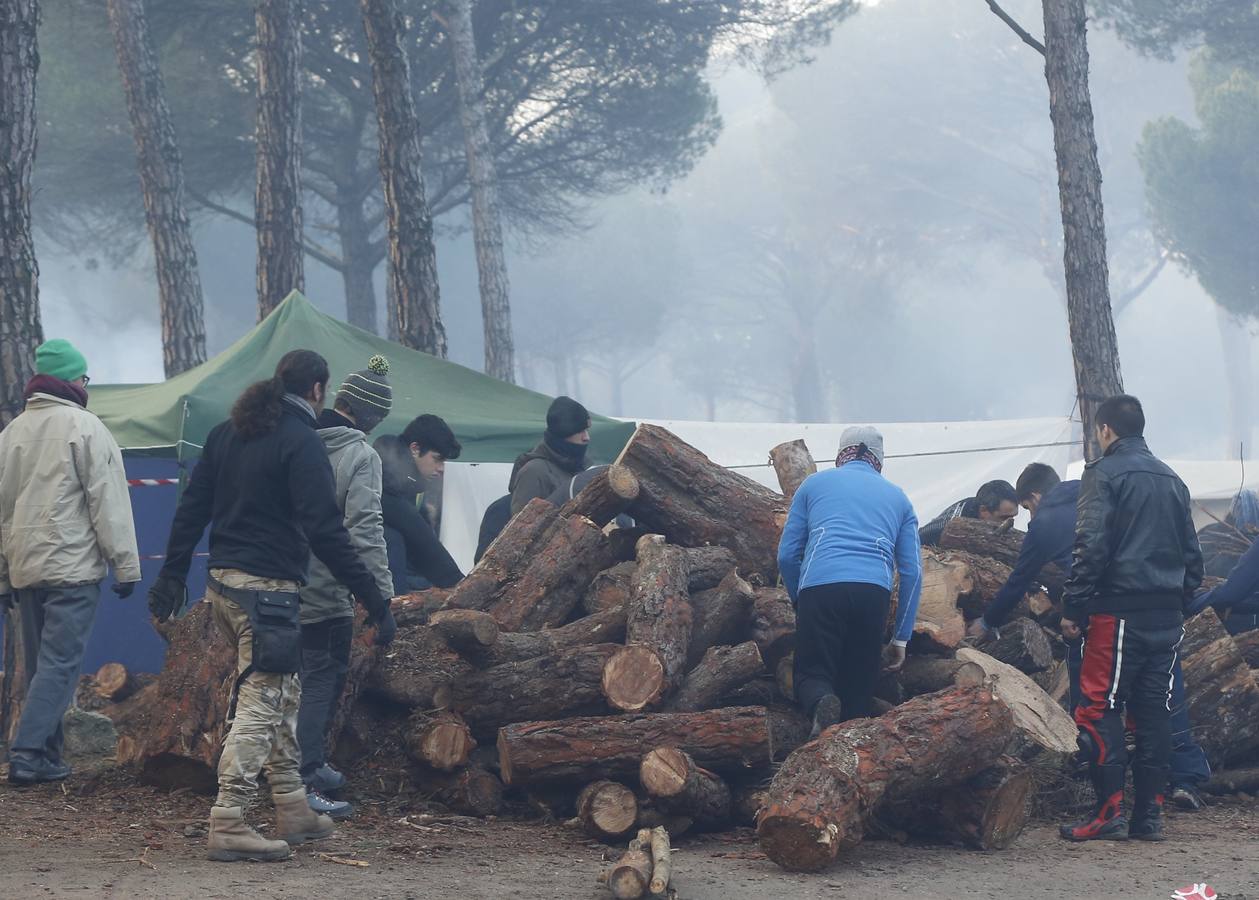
[98,425,1259,875]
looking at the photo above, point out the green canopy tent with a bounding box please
[90,291,635,463]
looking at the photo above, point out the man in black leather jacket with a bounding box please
[1059,395,1203,844]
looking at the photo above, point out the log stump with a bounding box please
[757,686,1013,871]
[405,710,476,772]
[617,424,788,581]
[769,439,817,500]
[428,609,499,653]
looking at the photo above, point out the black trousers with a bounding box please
[793,582,891,721]
[1075,610,1184,774]
[296,616,353,777]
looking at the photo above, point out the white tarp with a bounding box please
[1066,457,1259,530]
[440,416,1076,572]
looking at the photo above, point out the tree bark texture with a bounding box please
[757,686,1013,871]
[365,623,471,709]
[981,616,1054,674]
[428,608,499,653]
[897,656,987,698]
[360,0,446,356]
[616,425,788,582]
[750,587,796,668]
[557,464,639,527]
[467,606,626,669]
[497,705,774,786]
[769,439,816,500]
[1233,628,1259,670]
[583,562,636,616]
[681,545,739,593]
[905,549,968,655]
[939,519,1067,596]
[0,0,43,427]
[1041,0,1123,461]
[1179,608,1259,767]
[667,642,764,713]
[687,571,756,667]
[954,648,1078,757]
[442,643,618,738]
[425,766,504,817]
[253,0,304,319]
[939,550,1013,620]
[448,499,558,610]
[106,0,207,377]
[443,0,514,381]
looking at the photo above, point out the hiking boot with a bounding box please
[810,694,843,739]
[207,806,291,862]
[1129,766,1168,842]
[307,789,354,821]
[1171,785,1204,812]
[304,763,346,794]
[273,787,336,845]
[1060,763,1128,842]
[7,754,71,785]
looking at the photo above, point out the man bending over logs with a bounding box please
[776,426,922,736]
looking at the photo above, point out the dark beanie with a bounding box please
[336,355,393,431]
[546,396,590,439]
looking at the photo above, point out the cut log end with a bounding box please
[428,609,499,650]
[756,814,838,872]
[608,846,653,900]
[606,464,642,503]
[969,768,1034,850]
[577,780,639,841]
[94,662,135,701]
[639,747,690,799]
[604,645,667,713]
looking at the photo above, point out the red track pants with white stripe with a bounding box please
[1074,610,1185,770]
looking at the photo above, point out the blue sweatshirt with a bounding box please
[1187,535,1259,623]
[777,461,922,646]
[983,480,1080,629]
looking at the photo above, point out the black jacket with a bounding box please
[918,496,979,547]
[373,434,463,589]
[1063,436,1203,622]
[161,401,386,619]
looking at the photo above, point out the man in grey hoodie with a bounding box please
[298,356,396,816]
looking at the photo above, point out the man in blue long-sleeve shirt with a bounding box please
[1186,537,1259,624]
[970,462,1211,810]
[777,426,922,737]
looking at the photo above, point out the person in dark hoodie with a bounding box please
[297,356,396,819]
[509,397,591,516]
[373,414,464,592]
[147,350,394,863]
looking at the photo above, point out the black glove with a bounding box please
[112,581,138,599]
[0,594,15,612]
[147,575,186,623]
[373,608,398,647]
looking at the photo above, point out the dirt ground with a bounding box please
[0,767,1256,900]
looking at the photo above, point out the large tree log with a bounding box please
[1203,765,1259,795]
[873,755,1033,850]
[1232,627,1259,669]
[443,643,618,737]
[603,536,693,712]
[938,551,1013,620]
[1179,608,1259,767]
[639,747,732,829]
[392,588,453,625]
[980,617,1054,674]
[688,571,756,667]
[558,463,640,527]
[897,656,987,699]
[955,648,1078,757]
[905,549,968,655]
[757,686,1013,871]
[617,424,788,581]
[576,780,639,842]
[750,587,796,668]
[681,545,740,593]
[428,609,499,652]
[769,439,817,500]
[366,623,470,709]
[405,709,476,772]
[469,607,627,669]
[421,767,505,818]
[112,602,234,792]
[498,706,774,786]
[327,612,385,759]
[939,519,1066,596]
[583,562,637,615]
[667,642,764,713]
[447,499,559,611]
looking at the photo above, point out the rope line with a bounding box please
[726,438,1079,470]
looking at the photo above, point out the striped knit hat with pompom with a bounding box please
[336,355,393,432]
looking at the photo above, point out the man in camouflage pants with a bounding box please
[148,351,395,862]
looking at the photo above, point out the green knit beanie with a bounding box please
[35,339,89,382]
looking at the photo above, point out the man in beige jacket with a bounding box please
[0,339,140,785]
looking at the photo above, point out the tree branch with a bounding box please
[187,189,345,271]
[1112,248,1169,317]
[983,0,1046,56]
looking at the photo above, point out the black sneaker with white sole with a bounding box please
[1171,785,1204,811]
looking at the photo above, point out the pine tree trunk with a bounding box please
[0,0,43,427]
[443,0,514,381]
[1041,0,1123,461]
[337,191,381,333]
[360,0,446,356]
[254,0,304,319]
[106,0,207,377]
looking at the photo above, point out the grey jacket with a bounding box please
[508,441,587,516]
[301,424,394,624]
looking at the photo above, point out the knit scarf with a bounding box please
[24,374,88,408]
[835,443,882,473]
[544,429,588,469]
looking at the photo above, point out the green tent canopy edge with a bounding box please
[88,291,636,466]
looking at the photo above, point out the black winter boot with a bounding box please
[810,695,843,739]
[1060,763,1128,842]
[1128,765,1168,842]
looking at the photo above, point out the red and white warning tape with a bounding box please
[128,478,181,487]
